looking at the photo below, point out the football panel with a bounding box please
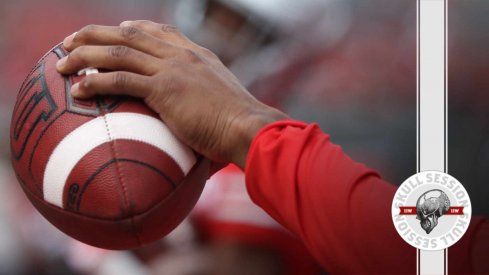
[63,140,183,219]
[23,158,209,249]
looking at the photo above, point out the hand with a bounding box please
[56,20,288,169]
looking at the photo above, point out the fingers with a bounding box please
[63,24,178,58]
[56,45,161,75]
[119,20,194,47]
[71,71,153,99]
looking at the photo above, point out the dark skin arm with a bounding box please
[56,20,287,169]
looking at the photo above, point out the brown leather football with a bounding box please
[10,43,209,249]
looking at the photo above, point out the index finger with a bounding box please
[63,24,178,59]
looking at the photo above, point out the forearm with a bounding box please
[244,120,415,273]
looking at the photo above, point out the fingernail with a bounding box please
[56,56,67,70]
[63,31,77,47]
[120,21,133,27]
[70,83,80,97]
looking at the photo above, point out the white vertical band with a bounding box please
[43,113,196,208]
[418,0,447,274]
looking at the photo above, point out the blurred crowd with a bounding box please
[0,0,485,274]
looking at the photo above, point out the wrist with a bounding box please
[231,104,288,169]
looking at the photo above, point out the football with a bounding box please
[10,43,209,250]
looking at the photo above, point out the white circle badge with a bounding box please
[391,171,471,250]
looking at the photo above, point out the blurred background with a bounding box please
[448,0,489,219]
[0,0,482,274]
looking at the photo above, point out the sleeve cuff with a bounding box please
[245,119,309,173]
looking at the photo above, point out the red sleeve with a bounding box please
[245,120,486,273]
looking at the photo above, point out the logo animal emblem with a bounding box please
[416,189,450,234]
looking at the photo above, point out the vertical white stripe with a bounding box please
[104,113,196,174]
[420,250,445,275]
[418,0,446,274]
[43,113,196,207]
[419,0,445,173]
[43,117,109,207]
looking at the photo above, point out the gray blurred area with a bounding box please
[0,0,483,274]
[448,0,489,217]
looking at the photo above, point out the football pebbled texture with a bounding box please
[10,43,209,249]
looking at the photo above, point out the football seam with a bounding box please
[21,162,196,222]
[20,158,204,249]
[75,157,177,213]
[102,114,142,246]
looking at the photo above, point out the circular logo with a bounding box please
[391,171,471,250]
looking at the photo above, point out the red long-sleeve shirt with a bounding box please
[245,120,486,274]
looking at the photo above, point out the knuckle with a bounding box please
[76,24,97,42]
[182,48,202,63]
[68,47,86,64]
[119,26,140,41]
[160,24,179,34]
[112,72,129,89]
[108,45,130,58]
[167,59,185,69]
[80,75,94,90]
[199,47,217,59]
[133,20,153,27]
